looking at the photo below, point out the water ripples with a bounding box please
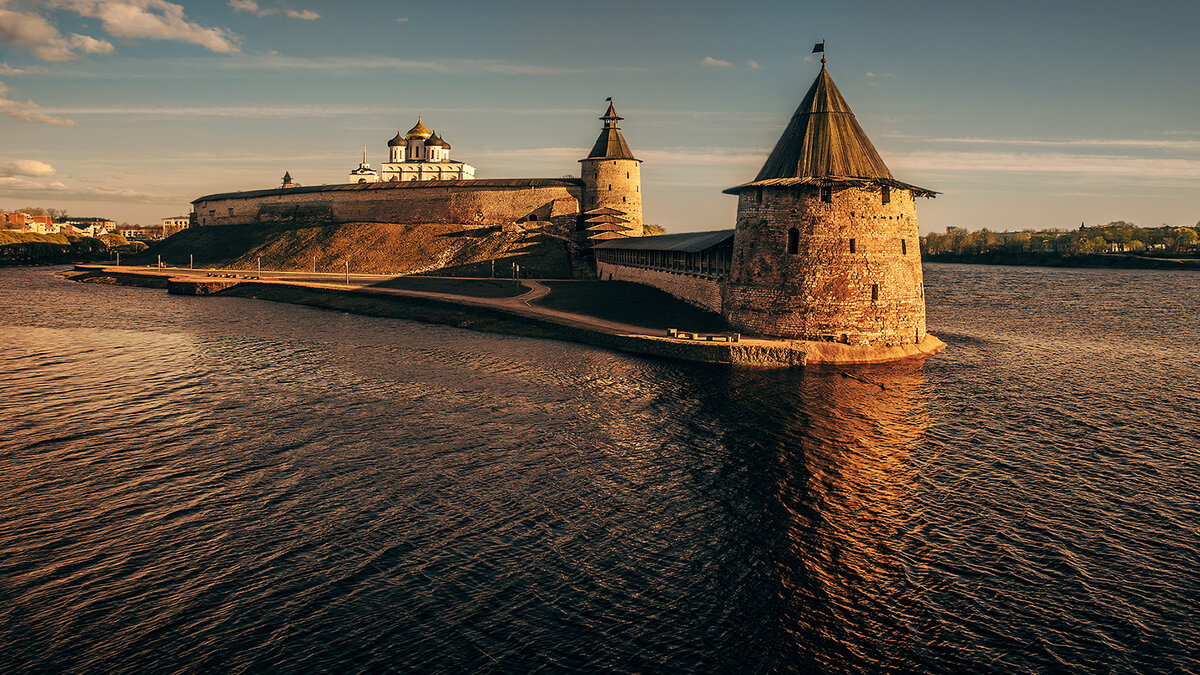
[0,265,1197,673]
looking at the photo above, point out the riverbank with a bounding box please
[924,251,1200,270]
[65,265,944,368]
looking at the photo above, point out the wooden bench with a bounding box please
[667,328,740,343]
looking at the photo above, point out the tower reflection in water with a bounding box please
[704,363,939,672]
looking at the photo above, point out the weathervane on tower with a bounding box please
[813,40,826,66]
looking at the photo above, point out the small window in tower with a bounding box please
[756,188,763,204]
[820,185,832,203]
[623,196,627,203]
[881,186,891,204]
[528,214,538,222]
[608,184,612,190]
[872,284,880,301]
[902,239,908,255]
[787,227,799,254]
[627,172,630,179]
[849,238,857,254]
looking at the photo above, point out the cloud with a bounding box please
[700,56,733,68]
[284,9,319,20]
[0,176,180,203]
[229,2,318,20]
[395,16,407,22]
[865,72,894,87]
[46,0,241,54]
[0,81,77,125]
[891,151,1200,180]
[921,136,1200,152]
[229,0,276,17]
[0,62,47,75]
[38,102,591,119]
[0,5,113,62]
[638,147,764,166]
[0,159,57,177]
[470,146,765,169]
[747,59,759,69]
[217,54,621,75]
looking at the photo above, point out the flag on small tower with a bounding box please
[812,41,825,54]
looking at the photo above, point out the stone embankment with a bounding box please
[72,265,944,368]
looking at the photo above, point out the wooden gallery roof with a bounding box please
[593,229,734,253]
[724,65,935,196]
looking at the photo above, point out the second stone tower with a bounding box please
[580,101,643,237]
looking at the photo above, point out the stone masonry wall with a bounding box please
[597,261,722,313]
[723,185,926,345]
[193,184,581,228]
[581,159,643,235]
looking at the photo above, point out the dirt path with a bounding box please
[114,266,668,338]
[352,278,663,337]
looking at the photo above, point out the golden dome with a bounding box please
[405,116,432,140]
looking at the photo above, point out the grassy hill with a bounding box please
[136,222,575,278]
[0,230,120,264]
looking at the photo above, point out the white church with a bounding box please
[349,116,476,183]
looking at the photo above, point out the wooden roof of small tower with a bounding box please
[586,101,637,160]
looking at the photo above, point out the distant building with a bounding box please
[348,145,378,184]
[377,116,476,182]
[2,212,53,232]
[66,217,117,234]
[161,216,189,237]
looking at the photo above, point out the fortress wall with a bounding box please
[193,184,581,227]
[724,186,925,345]
[597,261,723,314]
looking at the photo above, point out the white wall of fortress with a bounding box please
[192,184,583,228]
[596,261,723,314]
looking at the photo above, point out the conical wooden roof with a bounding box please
[584,102,637,161]
[754,66,893,181]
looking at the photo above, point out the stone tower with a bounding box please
[722,62,937,345]
[580,101,643,236]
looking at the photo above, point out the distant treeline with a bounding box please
[922,222,1200,259]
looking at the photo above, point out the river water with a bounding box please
[1,264,1197,673]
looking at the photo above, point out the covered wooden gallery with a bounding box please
[593,229,734,278]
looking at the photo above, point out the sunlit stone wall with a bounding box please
[192,184,581,228]
[723,185,927,345]
[596,261,723,313]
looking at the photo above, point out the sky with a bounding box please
[2,0,1198,234]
